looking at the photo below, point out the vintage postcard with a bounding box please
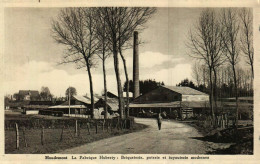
[0,0,260,163]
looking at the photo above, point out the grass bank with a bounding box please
[5,114,148,154]
[182,120,253,154]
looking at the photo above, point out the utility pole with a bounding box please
[69,86,71,116]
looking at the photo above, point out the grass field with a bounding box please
[5,113,147,154]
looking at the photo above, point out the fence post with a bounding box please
[15,123,19,150]
[222,115,224,129]
[226,114,228,128]
[102,120,105,132]
[95,121,98,134]
[78,122,81,137]
[23,127,27,147]
[60,126,64,142]
[86,122,90,135]
[75,120,78,137]
[116,118,119,130]
[111,120,113,132]
[41,126,44,145]
[107,120,109,132]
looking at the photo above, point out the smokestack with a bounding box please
[133,31,140,98]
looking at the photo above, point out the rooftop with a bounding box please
[18,90,39,96]
[162,86,207,95]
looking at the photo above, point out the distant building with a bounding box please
[95,97,119,115]
[103,91,118,98]
[46,95,98,117]
[129,86,209,119]
[17,90,40,101]
[103,91,134,104]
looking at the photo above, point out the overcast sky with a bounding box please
[3,7,213,97]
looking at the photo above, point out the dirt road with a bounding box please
[58,118,210,154]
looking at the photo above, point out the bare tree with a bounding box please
[95,16,111,119]
[95,7,156,118]
[239,8,253,79]
[187,9,225,120]
[192,61,203,86]
[52,8,99,118]
[221,8,240,126]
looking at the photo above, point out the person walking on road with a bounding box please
[157,113,162,130]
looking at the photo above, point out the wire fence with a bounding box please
[5,117,134,153]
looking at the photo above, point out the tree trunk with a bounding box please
[251,63,254,79]
[213,67,218,112]
[232,64,239,127]
[86,62,94,119]
[203,67,206,93]
[209,67,215,121]
[113,46,124,119]
[102,55,108,119]
[119,49,129,118]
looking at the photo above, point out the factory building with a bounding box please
[129,85,209,119]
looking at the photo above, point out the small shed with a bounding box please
[95,97,119,114]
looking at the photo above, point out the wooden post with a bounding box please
[226,114,228,128]
[41,126,44,145]
[15,123,19,150]
[23,127,27,147]
[117,117,120,130]
[78,122,81,137]
[124,120,126,129]
[60,126,64,142]
[102,120,105,132]
[95,121,98,134]
[111,120,113,132]
[75,120,78,137]
[107,121,109,132]
[86,122,90,135]
[222,115,224,129]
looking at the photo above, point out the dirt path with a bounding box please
[58,118,211,154]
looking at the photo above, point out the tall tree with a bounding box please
[192,62,203,86]
[65,87,77,98]
[40,86,53,100]
[95,7,156,118]
[95,15,111,119]
[52,8,99,118]
[239,8,253,80]
[187,9,225,120]
[221,8,240,126]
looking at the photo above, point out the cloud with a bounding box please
[3,53,193,97]
[124,51,184,69]
[101,51,185,76]
[2,61,118,97]
[141,63,193,86]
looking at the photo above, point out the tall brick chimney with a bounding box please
[133,31,140,98]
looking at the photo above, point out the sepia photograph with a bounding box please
[3,6,254,156]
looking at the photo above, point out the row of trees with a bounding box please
[177,76,253,99]
[123,79,164,96]
[187,8,253,126]
[51,7,156,119]
[192,64,253,97]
